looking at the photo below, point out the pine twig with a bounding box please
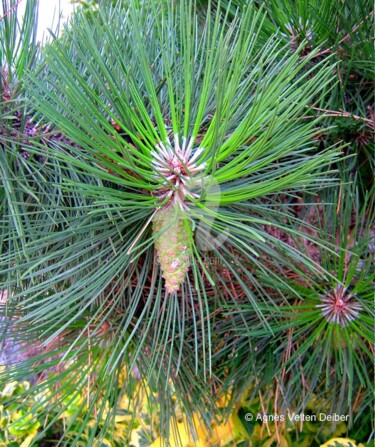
[0,0,23,22]
[303,10,374,59]
[303,106,375,129]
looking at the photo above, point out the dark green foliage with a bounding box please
[216,0,374,191]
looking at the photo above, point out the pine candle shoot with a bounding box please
[151,135,206,293]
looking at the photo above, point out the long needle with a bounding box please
[126,210,158,255]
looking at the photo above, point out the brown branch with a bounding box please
[0,0,23,22]
[303,10,374,59]
[303,106,375,128]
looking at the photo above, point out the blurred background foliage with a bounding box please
[0,369,372,447]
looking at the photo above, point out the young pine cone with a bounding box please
[153,208,191,294]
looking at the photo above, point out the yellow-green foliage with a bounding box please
[0,380,41,447]
[0,376,365,447]
[0,374,247,447]
[0,373,149,447]
[320,439,365,447]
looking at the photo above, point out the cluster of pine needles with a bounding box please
[0,0,374,445]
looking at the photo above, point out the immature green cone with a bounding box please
[153,208,191,294]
